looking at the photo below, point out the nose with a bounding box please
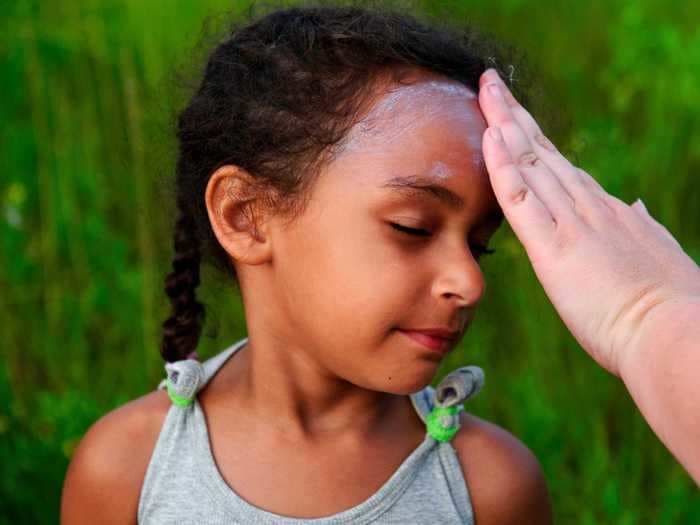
[432,247,486,308]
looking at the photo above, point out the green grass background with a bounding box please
[2,0,700,523]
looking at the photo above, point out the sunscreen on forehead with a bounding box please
[335,79,484,169]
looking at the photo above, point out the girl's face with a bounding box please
[267,69,503,394]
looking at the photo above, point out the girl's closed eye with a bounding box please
[388,222,497,256]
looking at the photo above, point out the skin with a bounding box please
[61,67,553,524]
[478,68,700,483]
[204,68,503,436]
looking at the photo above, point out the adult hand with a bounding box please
[477,68,700,378]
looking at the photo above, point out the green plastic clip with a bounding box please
[426,405,461,442]
[166,378,195,407]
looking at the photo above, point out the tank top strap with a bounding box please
[157,337,249,407]
[410,365,485,443]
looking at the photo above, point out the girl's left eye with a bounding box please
[389,222,497,256]
[390,222,431,237]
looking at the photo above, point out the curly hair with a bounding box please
[160,0,531,363]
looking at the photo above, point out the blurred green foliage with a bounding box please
[2,0,699,523]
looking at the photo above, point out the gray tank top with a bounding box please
[138,337,485,524]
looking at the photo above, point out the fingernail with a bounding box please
[485,67,501,80]
[489,127,503,142]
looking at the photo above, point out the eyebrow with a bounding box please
[379,174,504,225]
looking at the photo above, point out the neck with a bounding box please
[220,336,417,443]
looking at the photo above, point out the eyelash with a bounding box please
[389,223,497,256]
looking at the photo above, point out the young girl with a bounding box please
[62,4,552,524]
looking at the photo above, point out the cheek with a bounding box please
[273,219,365,329]
[315,222,417,320]
[277,219,441,390]
[330,225,424,325]
[276,200,425,342]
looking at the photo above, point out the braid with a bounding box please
[160,199,206,363]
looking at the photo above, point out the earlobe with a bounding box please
[204,165,272,265]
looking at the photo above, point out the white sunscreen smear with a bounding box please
[427,160,454,181]
[334,79,485,170]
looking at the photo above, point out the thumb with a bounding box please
[631,198,682,248]
[631,198,649,215]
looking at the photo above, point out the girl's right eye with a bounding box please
[389,222,497,258]
[389,222,432,237]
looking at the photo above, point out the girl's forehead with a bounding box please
[316,75,494,220]
[333,76,486,172]
[368,78,477,115]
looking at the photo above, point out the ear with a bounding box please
[204,165,273,266]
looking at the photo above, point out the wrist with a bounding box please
[618,295,700,384]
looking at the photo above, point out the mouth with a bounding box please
[397,329,457,355]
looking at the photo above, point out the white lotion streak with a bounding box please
[335,79,485,171]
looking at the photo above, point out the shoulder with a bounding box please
[61,388,172,525]
[451,411,553,525]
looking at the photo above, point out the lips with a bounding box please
[398,329,455,353]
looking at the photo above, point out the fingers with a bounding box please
[479,79,580,227]
[481,125,557,249]
[478,69,617,224]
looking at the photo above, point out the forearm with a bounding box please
[620,297,700,485]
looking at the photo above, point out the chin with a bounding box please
[377,365,438,395]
